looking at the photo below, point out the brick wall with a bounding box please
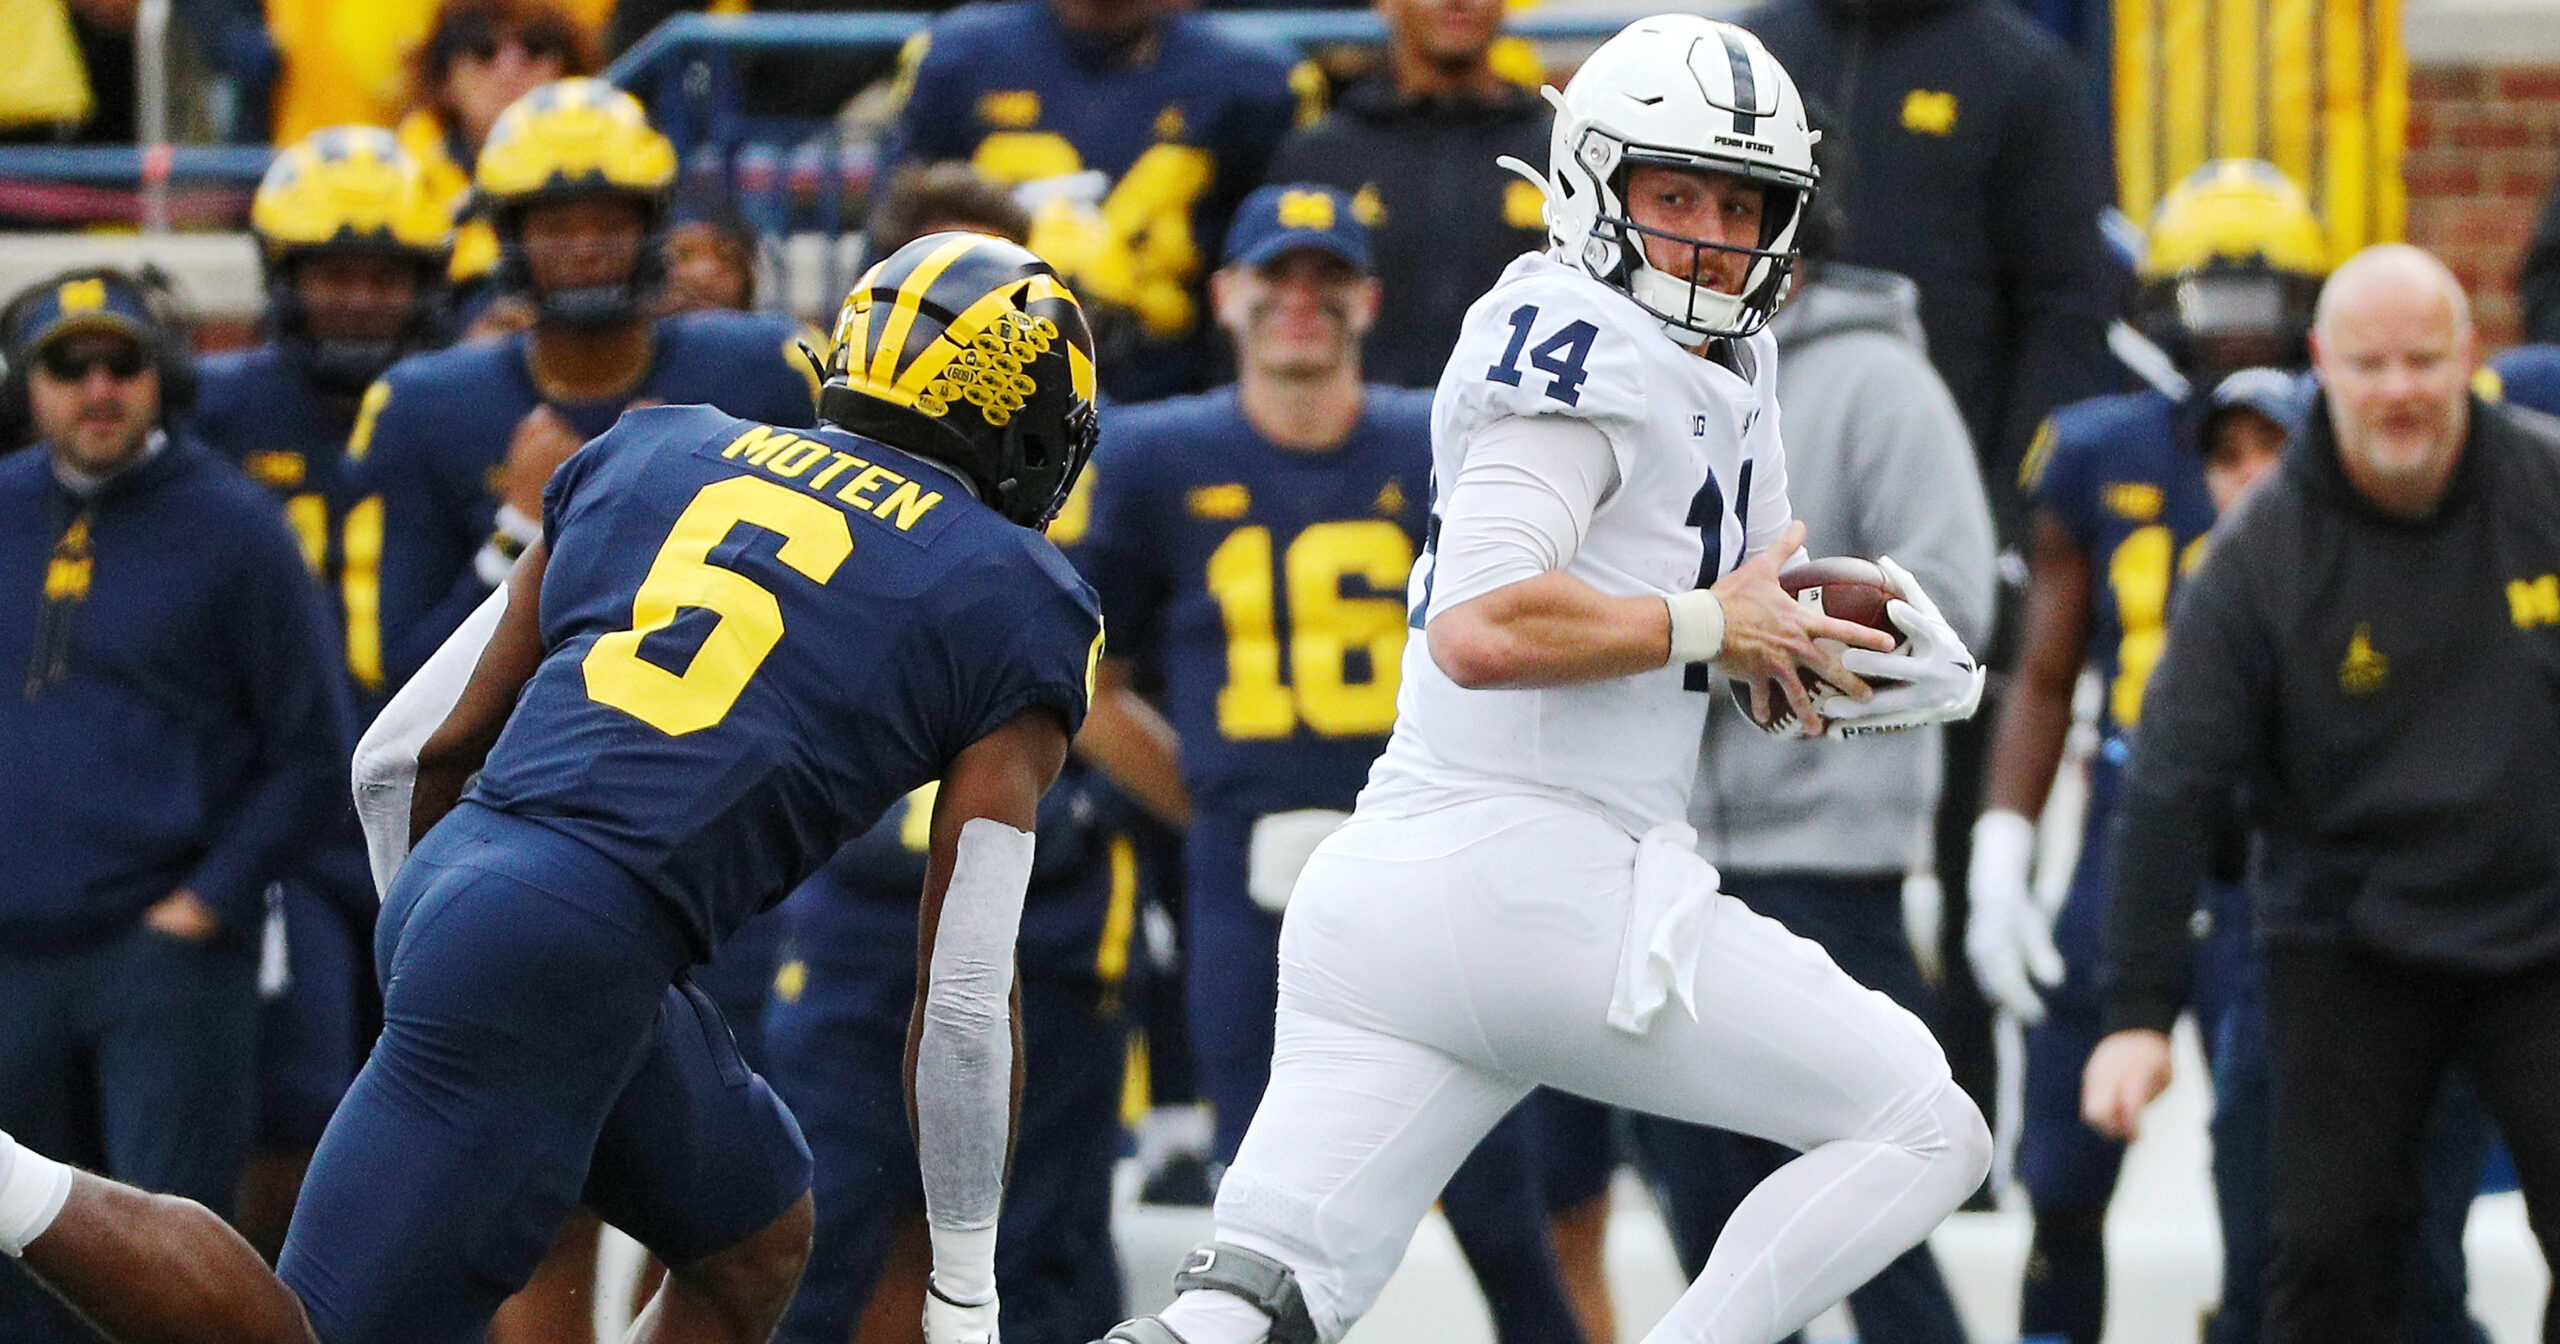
[2406,64,2560,348]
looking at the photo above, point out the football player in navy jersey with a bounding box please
[189,125,456,1261]
[880,0,1319,402]
[356,78,821,693]
[766,766,1137,1344]
[1074,184,1584,1344]
[0,234,1102,1344]
[762,174,1138,1344]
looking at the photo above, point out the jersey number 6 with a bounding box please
[584,476,855,736]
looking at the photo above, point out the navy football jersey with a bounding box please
[192,343,386,698]
[354,310,821,689]
[2023,388,2219,784]
[2485,344,2560,418]
[881,0,1315,402]
[466,406,1101,952]
[788,760,1137,983]
[1076,386,1431,818]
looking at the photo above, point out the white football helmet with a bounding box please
[1504,15,1819,340]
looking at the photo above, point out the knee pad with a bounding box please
[1173,1241,1318,1344]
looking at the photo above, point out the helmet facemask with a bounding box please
[267,246,451,394]
[1584,145,1810,341]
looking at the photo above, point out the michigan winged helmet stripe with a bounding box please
[819,231,1102,529]
[832,235,1098,415]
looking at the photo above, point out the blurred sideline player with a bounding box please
[360,77,818,694]
[1074,183,1585,1344]
[349,76,820,1339]
[1091,20,1990,1344]
[878,0,1320,401]
[760,161,1130,1344]
[0,233,1106,1344]
[766,769,1137,1344]
[1966,160,2490,1344]
[189,125,455,1260]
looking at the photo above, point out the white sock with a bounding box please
[1156,1288,1271,1344]
[0,1130,75,1257]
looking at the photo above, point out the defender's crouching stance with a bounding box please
[1095,18,1990,1344]
[1,233,1107,1344]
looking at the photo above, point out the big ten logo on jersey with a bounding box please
[2106,523,2210,727]
[1208,518,1414,741]
[973,129,1212,341]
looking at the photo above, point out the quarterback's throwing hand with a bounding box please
[925,1280,1001,1344]
[1815,557,1984,736]
[1709,521,1894,733]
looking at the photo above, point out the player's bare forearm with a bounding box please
[1073,660,1190,828]
[1984,515,2093,818]
[1427,570,1675,689]
[411,541,550,838]
[24,1173,318,1344]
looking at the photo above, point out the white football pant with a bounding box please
[1159,796,1991,1344]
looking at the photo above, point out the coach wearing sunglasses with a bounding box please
[0,269,350,1342]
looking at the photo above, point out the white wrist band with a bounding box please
[928,1223,999,1304]
[1665,589,1727,665]
[0,1133,74,1257]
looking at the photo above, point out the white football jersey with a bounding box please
[1360,252,1792,834]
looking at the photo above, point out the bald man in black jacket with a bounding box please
[2087,245,2560,1344]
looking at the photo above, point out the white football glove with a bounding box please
[1815,556,1985,738]
[1964,809,2064,1022]
[925,1280,1001,1344]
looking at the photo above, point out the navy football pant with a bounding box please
[1187,808,1586,1344]
[276,804,811,1344]
[767,954,1125,1344]
[690,903,790,1075]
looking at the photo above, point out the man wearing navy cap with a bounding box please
[0,269,349,1341]
[1072,184,1587,1344]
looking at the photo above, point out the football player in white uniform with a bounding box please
[1087,17,1991,1344]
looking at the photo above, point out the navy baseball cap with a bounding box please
[2204,366,2313,441]
[1223,184,1371,272]
[12,273,158,354]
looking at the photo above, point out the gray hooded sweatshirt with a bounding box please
[1689,265,1998,874]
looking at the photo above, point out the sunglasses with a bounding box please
[37,343,149,382]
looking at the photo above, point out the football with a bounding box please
[1727,557,1906,736]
